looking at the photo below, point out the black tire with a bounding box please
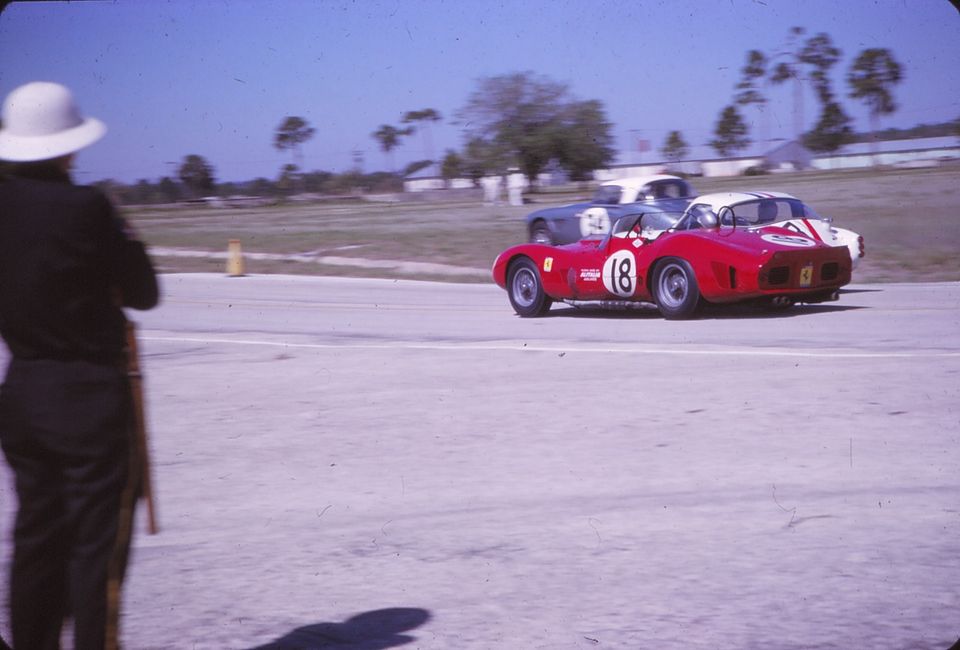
[529,221,553,244]
[652,257,701,320]
[507,257,553,317]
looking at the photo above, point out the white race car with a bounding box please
[680,191,864,268]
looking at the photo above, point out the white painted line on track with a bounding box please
[141,334,960,359]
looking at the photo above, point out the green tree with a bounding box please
[157,176,181,203]
[736,50,768,107]
[848,48,903,140]
[249,177,276,197]
[402,108,442,160]
[372,124,410,171]
[803,101,853,154]
[555,99,615,182]
[177,154,215,197]
[457,72,613,186]
[130,179,154,204]
[276,163,300,195]
[274,116,315,168]
[441,149,463,181]
[661,130,689,163]
[460,136,508,185]
[710,106,750,157]
[301,170,334,193]
[217,181,239,197]
[800,33,842,103]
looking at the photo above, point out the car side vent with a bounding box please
[821,262,839,282]
[768,266,789,285]
[729,266,737,289]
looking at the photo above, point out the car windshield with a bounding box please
[645,179,692,200]
[608,211,682,239]
[592,185,623,204]
[718,198,820,226]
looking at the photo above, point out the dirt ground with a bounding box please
[128,166,960,284]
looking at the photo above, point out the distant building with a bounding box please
[811,136,960,170]
[764,140,814,172]
[402,136,960,192]
[594,136,960,180]
[402,163,564,193]
[403,163,474,192]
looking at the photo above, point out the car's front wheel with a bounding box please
[507,257,552,317]
[653,257,701,319]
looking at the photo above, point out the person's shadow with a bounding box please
[247,607,431,650]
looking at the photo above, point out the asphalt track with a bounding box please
[2,274,959,649]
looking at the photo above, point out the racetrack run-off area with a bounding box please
[128,166,960,285]
[2,274,957,649]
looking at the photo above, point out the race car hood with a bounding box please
[692,225,832,256]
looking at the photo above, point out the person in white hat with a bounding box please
[0,82,159,650]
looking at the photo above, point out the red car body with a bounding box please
[492,213,852,319]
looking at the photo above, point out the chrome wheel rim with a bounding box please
[658,264,688,308]
[511,268,538,308]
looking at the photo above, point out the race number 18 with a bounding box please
[602,250,637,297]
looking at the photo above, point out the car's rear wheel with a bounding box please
[530,222,553,244]
[653,257,701,320]
[507,257,552,317]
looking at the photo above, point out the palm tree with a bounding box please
[735,50,769,146]
[848,48,903,162]
[661,130,689,163]
[372,124,406,171]
[402,108,442,161]
[274,116,315,168]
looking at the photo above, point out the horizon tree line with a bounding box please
[86,33,948,203]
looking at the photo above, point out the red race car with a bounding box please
[492,210,852,319]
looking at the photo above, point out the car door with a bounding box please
[567,219,655,301]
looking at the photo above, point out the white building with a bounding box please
[402,136,960,193]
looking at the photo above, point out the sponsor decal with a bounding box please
[578,206,611,237]
[602,250,637,297]
[543,257,553,272]
[579,268,601,281]
[761,233,816,248]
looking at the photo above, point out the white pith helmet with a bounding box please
[0,81,106,162]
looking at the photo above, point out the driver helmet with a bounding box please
[757,200,778,223]
[695,206,718,228]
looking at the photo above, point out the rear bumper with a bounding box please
[757,250,851,293]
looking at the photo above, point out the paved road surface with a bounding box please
[2,275,958,649]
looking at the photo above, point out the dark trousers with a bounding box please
[0,359,136,650]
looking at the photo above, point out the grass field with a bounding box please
[127,166,960,283]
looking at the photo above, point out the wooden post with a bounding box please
[125,321,158,534]
[227,239,245,277]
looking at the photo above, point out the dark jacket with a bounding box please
[0,162,159,366]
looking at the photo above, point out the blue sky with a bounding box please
[1,0,957,184]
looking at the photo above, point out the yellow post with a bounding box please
[226,239,245,277]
